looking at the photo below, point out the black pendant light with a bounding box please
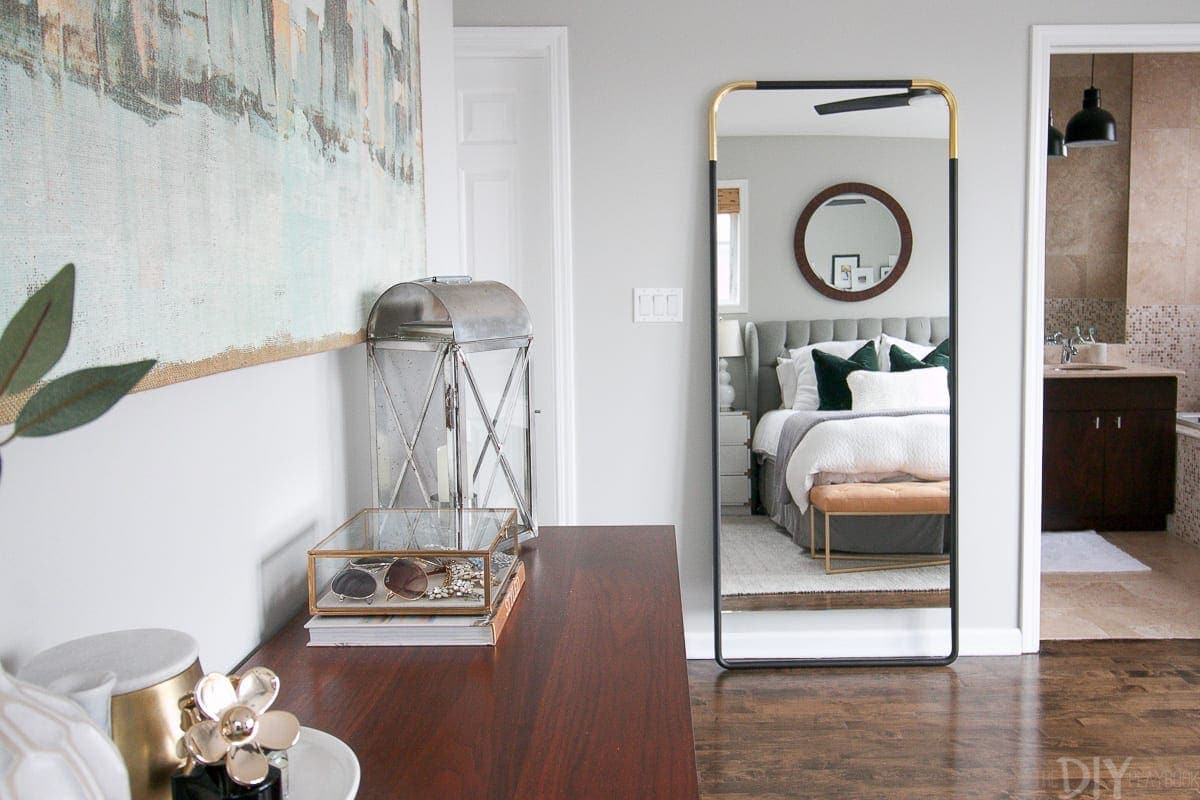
[1048,110,1067,159]
[1065,55,1118,147]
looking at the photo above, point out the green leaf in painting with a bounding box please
[13,359,155,438]
[0,263,75,396]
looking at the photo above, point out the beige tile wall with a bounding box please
[1126,54,1200,306]
[1044,54,1132,344]
[1126,54,1200,413]
[1169,431,1200,546]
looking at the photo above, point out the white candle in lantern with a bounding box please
[436,445,449,504]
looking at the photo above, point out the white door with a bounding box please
[454,28,574,525]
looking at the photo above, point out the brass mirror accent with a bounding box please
[793,182,912,301]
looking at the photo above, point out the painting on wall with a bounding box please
[0,0,426,422]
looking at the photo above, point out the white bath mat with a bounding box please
[1042,531,1150,573]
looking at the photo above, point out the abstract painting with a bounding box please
[0,0,425,420]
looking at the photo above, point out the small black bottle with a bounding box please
[171,764,283,800]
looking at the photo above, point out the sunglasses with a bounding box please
[330,566,379,603]
[330,552,515,604]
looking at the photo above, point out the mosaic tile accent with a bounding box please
[1168,431,1200,546]
[1044,298,1127,344]
[1125,304,1200,411]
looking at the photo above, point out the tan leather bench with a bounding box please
[808,481,950,574]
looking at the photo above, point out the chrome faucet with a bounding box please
[1062,337,1078,363]
[1046,331,1077,363]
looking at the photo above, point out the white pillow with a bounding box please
[776,357,799,409]
[878,333,934,372]
[789,339,871,410]
[847,367,949,412]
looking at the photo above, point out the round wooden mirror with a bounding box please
[793,182,912,301]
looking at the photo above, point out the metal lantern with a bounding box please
[366,277,537,542]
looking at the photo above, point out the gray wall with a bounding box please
[718,135,950,323]
[454,0,1200,655]
[717,134,950,406]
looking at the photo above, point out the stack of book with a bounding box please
[305,561,526,647]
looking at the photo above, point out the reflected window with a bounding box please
[717,179,748,313]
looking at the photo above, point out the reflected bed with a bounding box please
[743,317,950,554]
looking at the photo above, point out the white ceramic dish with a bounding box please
[288,726,360,800]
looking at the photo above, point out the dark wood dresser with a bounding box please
[239,526,700,800]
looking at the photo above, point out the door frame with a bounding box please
[1019,23,1200,652]
[454,26,578,523]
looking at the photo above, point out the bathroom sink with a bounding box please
[1051,363,1126,371]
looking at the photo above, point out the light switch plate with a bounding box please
[633,288,683,322]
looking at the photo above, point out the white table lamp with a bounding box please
[716,319,744,411]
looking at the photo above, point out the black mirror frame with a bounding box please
[707,79,959,669]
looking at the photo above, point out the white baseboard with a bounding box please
[685,625,1024,660]
[959,627,1024,656]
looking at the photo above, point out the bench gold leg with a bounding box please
[819,510,950,575]
[810,508,816,556]
[826,511,833,573]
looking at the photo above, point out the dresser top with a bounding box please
[239,526,699,799]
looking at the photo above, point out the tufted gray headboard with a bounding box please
[743,316,950,427]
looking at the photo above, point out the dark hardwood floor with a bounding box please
[723,589,948,611]
[689,639,1200,799]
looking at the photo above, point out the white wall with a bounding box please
[419,0,462,274]
[0,1,459,673]
[452,0,1200,656]
[717,135,949,323]
[0,350,368,672]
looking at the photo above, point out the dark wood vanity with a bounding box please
[1043,370,1178,531]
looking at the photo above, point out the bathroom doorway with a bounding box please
[1022,25,1200,649]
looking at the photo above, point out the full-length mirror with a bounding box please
[709,80,958,667]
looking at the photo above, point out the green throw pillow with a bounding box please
[889,339,951,372]
[812,341,878,411]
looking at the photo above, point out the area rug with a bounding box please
[720,516,949,595]
[1042,531,1150,573]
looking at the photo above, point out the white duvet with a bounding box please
[784,414,950,513]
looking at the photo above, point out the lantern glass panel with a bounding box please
[371,346,451,509]
[456,347,532,523]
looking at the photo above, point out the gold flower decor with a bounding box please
[178,666,301,786]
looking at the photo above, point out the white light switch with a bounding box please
[633,288,683,322]
[638,294,653,317]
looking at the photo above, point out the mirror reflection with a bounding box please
[795,182,911,299]
[713,84,954,665]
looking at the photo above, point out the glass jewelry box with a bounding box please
[308,508,521,616]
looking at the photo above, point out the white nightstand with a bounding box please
[718,409,751,515]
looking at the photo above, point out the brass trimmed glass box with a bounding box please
[308,508,520,616]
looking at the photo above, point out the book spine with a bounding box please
[488,561,526,645]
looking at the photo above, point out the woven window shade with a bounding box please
[717,187,740,214]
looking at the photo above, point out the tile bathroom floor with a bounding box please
[1042,531,1200,639]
